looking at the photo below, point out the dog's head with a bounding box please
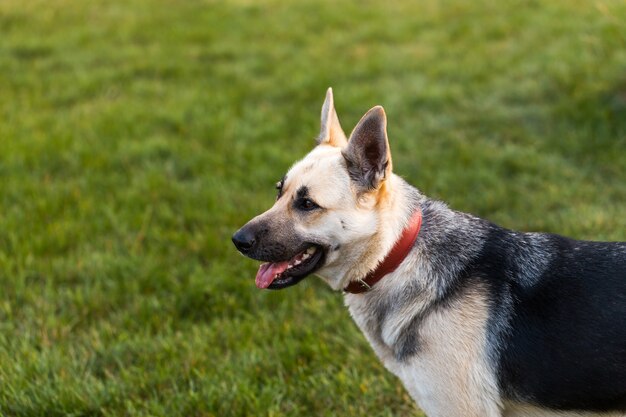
[232,88,396,290]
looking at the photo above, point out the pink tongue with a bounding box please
[255,261,290,289]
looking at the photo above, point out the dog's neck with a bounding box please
[344,208,422,293]
[339,175,422,290]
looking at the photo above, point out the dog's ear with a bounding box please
[342,106,392,191]
[317,87,347,147]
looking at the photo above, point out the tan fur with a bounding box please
[405,284,501,417]
[375,178,392,207]
[347,281,501,417]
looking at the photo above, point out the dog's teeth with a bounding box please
[302,253,310,260]
[306,247,316,254]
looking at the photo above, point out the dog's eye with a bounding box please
[295,198,320,212]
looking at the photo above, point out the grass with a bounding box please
[0,0,625,415]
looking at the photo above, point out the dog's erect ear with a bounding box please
[317,87,347,147]
[342,106,392,191]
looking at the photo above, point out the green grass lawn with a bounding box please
[0,0,625,415]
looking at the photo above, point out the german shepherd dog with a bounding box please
[232,89,626,417]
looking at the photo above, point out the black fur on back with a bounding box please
[464,222,626,411]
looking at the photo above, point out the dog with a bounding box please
[232,88,626,417]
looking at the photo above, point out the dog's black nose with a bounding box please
[232,228,256,253]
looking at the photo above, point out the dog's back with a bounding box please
[480,231,626,411]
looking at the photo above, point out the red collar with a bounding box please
[344,210,423,294]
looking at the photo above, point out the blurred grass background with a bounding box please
[0,0,625,415]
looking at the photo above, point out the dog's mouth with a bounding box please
[255,245,325,290]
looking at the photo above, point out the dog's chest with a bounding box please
[345,287,502,417]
